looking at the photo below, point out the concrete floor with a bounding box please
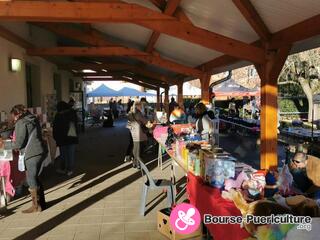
[0,120,186,240]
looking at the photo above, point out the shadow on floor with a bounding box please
[13,159,160,240]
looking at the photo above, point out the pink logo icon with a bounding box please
[169,203,201,235]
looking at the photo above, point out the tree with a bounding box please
[278,48,320,122]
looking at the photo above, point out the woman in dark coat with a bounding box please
[53,101,79,176]
[11,104,47,213]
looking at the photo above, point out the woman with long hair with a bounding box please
[127,102,150,169]
[53,101,78,176]
[194,102,214,140]
[11,104,47,213]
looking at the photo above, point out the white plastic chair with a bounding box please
[139,160,176,216]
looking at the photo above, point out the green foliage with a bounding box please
[278,84,304,97]
[279,98,308,113]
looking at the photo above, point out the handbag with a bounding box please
[67,121,77,137]
[18,128,36,172]
[132,113,150,135]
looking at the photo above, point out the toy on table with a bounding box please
[264,171,279,198]
[222,189,320,237]
[204,155,235,189]
[278,164,294,196]
[165,127,177,147]
[242,170,266,201]
[224,171,249,191]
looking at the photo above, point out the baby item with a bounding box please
[224,171,249,191]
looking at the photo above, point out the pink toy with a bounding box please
[224,171,249,191]
[153,125,168,140]
[0,161,15,197]
[278,164,293,196]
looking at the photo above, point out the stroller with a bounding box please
[103,109,114,127]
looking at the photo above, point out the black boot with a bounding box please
[38,183,46,210]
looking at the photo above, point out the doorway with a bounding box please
[54,73,62,102]
[25,63,41,108]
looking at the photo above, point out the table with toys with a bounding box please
[154,124,320,239]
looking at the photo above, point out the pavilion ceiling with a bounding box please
[0,0,319,88]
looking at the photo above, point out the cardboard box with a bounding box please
[157,208,202,240]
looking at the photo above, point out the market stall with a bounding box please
[153,124,253,239]
[153,123,320,239]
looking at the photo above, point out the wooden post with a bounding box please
[177,82,184,109]
[256,45,291,170]
[164,86,169,116]
[200,73,211,104]
[156,88,161,111]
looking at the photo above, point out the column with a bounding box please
[177,82,184,109]
[200,73,211,104]
[156,88,161,111]
[256,45,291,170]
[164,86,169,116]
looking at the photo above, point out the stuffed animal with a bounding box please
[222,189,320,237]
[242,170,266,201]
[224,171,249,191]
[222,189,291,235]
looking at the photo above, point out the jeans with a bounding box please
[60,144,76,172]
[25,154,44,189]
[132,141,146,166]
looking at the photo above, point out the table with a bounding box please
[219,117,260,133]
[154,131,251,240]
[280,127,320,142]
[0,159,15,208]
[187,173,250,240]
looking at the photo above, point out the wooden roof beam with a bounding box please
[84,77,158,90]
[270,13,320,48]
[149,0,166,11]
[145,0,181,53]
[232,0,271,41]
[0,25,33,48]
[0,1,265,64]
[200,12,320,73]
[27,46,201,78]
[34,23,202,78]
[76,72,166,86]
[59,61,178,85]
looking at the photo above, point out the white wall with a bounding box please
[0,22,73,115]
[0,36,27,113]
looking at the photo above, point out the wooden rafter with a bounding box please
[145,0,181,53]
[232,0,271,41]
[270,13,320,48]
[84,77,158,90]
[174,8,193,24]
[60,63,134,71]
[0,25,33,48]
[27,46,150,57]
[0,1,265,64]
[76,72,166,86]
[149,0,166,11]
[199,12,320,73]
[28,46,200,77]
[34,23,201,78]
[60,62,171,82]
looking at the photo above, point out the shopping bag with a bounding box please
[67,122,77,137]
